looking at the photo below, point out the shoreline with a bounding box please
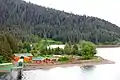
[23,56,115,70]
[0,70,10,73]
[96,45,120,48]
[0,57,115,72]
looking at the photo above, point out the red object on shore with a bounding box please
[28,56,32,60]
[14,53,33,62]
[14,56,31,62]
[14,57,20,61]
[33,60,42,64]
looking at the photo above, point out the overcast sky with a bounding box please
[24,0,120,27]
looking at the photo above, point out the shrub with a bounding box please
[79,41,96,60]
[58,57,69,61]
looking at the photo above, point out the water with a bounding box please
[0,71,18,80]
[1,47,120,80]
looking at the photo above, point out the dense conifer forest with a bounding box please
[0,0,120,43]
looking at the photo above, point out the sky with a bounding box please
[24,0,120,27]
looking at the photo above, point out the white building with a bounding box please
[47,45,65,49]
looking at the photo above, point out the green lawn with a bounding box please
[0,63,14,71]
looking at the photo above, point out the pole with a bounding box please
[17,68,22,80]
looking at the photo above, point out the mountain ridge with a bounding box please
[0,0,120,43]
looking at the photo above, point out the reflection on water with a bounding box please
[80,65,95,71]
[1,47,120,80]
[0,71,18,80]
[0,72,6,77]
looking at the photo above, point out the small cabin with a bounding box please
[14,53,33,62]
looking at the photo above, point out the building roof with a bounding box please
[47,44,65,49]
[14,53,33,57]
[53,55,62,57]
[32,57,44,61]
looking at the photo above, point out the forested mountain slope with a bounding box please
[0,0,120,43]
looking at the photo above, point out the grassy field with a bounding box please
[0,63,13,72]
[32,39,62,51]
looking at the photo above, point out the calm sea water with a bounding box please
[1,47,120,80]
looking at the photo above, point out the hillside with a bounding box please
[0,0,120,43]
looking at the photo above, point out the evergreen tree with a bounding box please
[0,34,14,62]
[64,42,72,55]
[72,44,79,55]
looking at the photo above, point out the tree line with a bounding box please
[34,41,97,60]
[0,33,96,62]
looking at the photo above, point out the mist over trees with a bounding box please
[0,0,120,43]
